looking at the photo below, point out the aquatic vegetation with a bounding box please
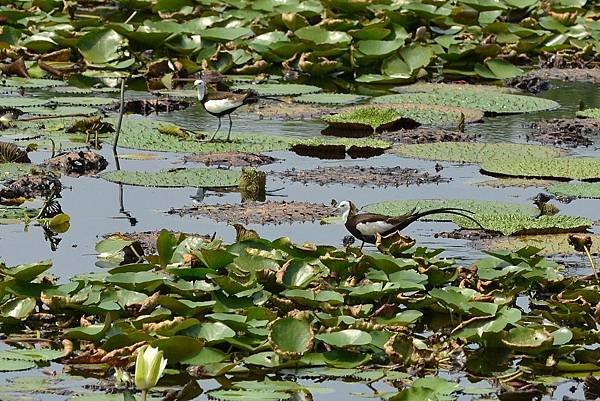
[293,93,367,105]
[231,83,322,96]
[0,162,35,181]
[394,142,563,163]
[481,157,600,181]
[101,168,241,188]
[366,199,537,217]
[484,234,600,256]
[372,87,560,114]
[577,108,600,119]
[1,232,599,401]
[549,182,600,199]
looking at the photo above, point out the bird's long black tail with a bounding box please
[407,207,484,230]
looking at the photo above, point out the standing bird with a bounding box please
[193,79,258,142]
[337,200,481,247]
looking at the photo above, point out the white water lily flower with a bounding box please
[134,345,167,391]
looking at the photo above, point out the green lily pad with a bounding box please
[0,98,47,108]
[48,96,117,106]
[393,142,563,163]
[549,182,600,199]
[0,78,68,88]
[77,29,127,65]
[0,205,38,222]
[0,359,36,372]
[365,199,536,218]
[316,329,372,347]
[322,107,419,133]
[25,106,99,116]
[115,118,294,153]
[101,168,240,188]
[576,108,600,119]
[230,83,322,96]
[481,157,600,181]
[372,87,559,114]
[207,389,291,401]
[502,327,554,354]
[293,93,367,105]
[483,234,600,256]
[269,317,313,357]
[0,163,34,181]
[454,213,592,236]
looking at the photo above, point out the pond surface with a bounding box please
[0,80,599,400]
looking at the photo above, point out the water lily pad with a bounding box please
[293,93,367,105]
[48,96,117,106]
[484,234,600,256]
[316,330,372,347]
[115,118,295,153]
[25,106,99,116]
[502,327,554,354]
[0,98,47,108]
[576,108,600,119]
[393,142,563,163]
[365,199,536,218]
[0,359,36,372]
[290,137,391,159]
[101,168,240,188]
[481,157,600,181]
[269,317,313,356]
[454,213,591,236]
[0,78,68,88]
[549,182,600,199]
[372,88,559,114]
[322,107,420,134]
[231,83,322,96]
[0,163,34,181]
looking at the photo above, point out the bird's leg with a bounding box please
[209,117,222,141]
[226,114,233,142]
[360,241,364,250]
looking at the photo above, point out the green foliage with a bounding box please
[101,168,240,188]
[231,83,322,96]
[394,142,563,163]
[293,93,367,104]
[549,182,600,199]
[576,108,600,119]
[481,157,600,181]
[373,87,560,114]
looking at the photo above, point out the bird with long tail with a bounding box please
[193,79,258,142]
[337,200,482,248]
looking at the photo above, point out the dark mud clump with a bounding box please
[184,152,277,167]
[504,76,550,94]
[525,67,600,84]
[274,166,450,187]
[0,173,61,200]
[435,229,501,241]
[168,201,335,224]
[43,151,108,176]
[104,231,211,255]
[529,119,599,147]
[106,98,191,115]
[378,127,476,144]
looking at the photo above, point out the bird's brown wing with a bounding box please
[205,91,249,102]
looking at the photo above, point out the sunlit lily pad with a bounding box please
[549,182,600,199]
[576,108,600,119]
[0,98,47,108]
[483,234,600,256]
[502,327,554,354]
[293,93,367,105]
[365,199,536,218]
[372,87,559,114]
[25,106,99,116]
[231,83,322,96]
[454,213,591,236]
[0,78,68,88]
[48,96,117,106]
[481,157,600,181]
[393,142,563,163]
[101,168,240,188]
[0,163,34,182]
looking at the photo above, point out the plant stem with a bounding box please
[584,245,598,281]
[141,390,147,401]
[112,77,126,153]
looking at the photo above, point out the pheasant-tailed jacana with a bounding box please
[193,79,258,142]
[337,200,480,248]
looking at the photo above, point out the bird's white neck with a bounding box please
[341,207,350,222]
[196,82,206,101]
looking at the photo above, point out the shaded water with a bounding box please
[0,80,599,400]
